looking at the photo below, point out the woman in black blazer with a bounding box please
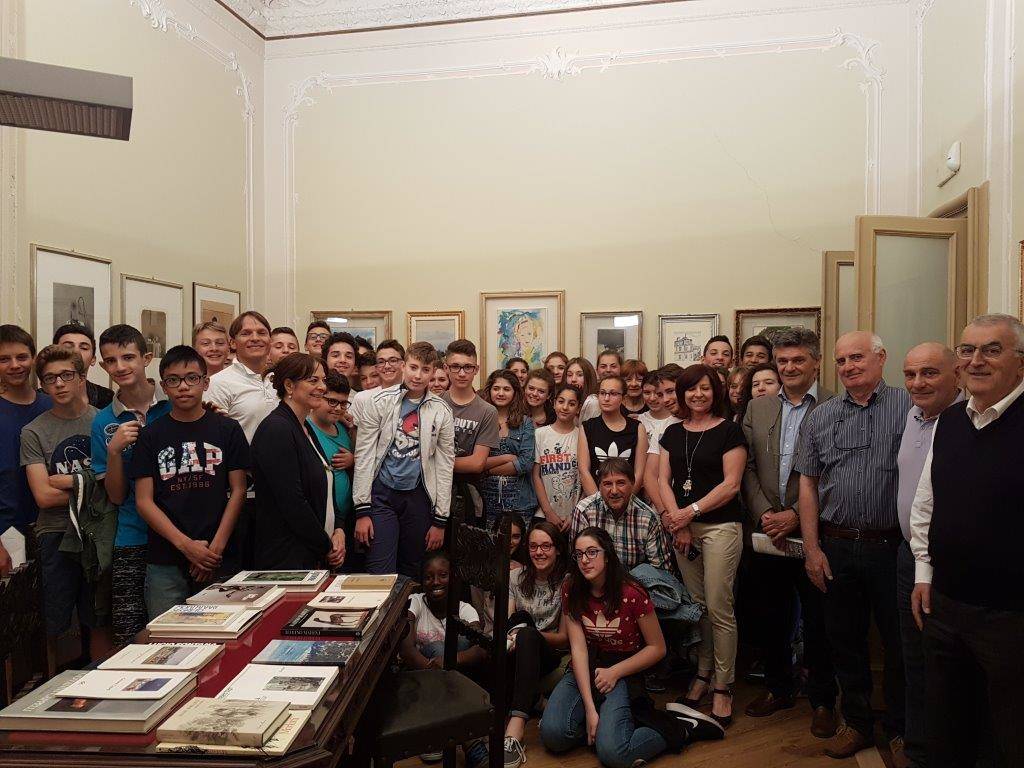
[251,353,346,569]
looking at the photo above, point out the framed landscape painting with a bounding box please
[407,311,465,353]
[192,283,240,326]
[480,290,564,378]
[735,307,822,348]
[580,311,643,363]
[31,244,112,348]
[122,275,184,377]
[310,310,392,348]
[658,313,719,366]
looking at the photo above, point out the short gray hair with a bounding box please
[870,333,885,353]
[771,328,821,360]
[968,313,1024,350]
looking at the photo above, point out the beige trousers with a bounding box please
[676,520,742,687]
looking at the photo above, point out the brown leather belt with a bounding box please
[821,523,901,544]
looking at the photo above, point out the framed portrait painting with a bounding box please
[480,291,565,377]
[31,244,112,347]
[407,311,465,353]
[192,283,240,327]
[658,314,719,366]
[122,275,184,377]
[310,310,392,348]
[580,312,643,363]
[735,307,822,348]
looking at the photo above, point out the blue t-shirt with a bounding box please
[378,396,423,491]
[90,397,172,548]
[306,418,353,521]
[0,393,53,532]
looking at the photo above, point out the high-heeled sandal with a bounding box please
[676,673,711,708]
[711,687,734,728]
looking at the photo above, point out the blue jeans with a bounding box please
[37,531,97,636]
[540,672,666,768]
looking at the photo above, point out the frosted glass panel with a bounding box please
[875,234,949,385]
[837,262,857,339]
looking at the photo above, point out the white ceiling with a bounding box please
[215,0,686,38]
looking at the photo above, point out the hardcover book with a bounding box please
[215,664,338,710]
[281,606,372,638]
[98,643,222,672]
[56,670,194,700]
[252,640,359,666]
[156,709,311,756]
[325,574,397,592]
[306,591,387,611]
[156,697,289,747]
[187,583,286,610]
[147,605,261,640]
[224,570,328,592]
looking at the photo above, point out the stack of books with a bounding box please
[223,570,329,593]
[98,643,223,672]
[187,583,287,610]
[155,697,311,756]
[283,573,397,638]
[147,604,261,641]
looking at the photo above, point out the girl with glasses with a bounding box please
[577,375,648,498]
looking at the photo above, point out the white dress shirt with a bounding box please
[204,358,278,443]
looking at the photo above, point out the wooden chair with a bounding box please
[0,560,43,705]
[370,515,512,768]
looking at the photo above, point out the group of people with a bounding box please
[0,308,1020,768]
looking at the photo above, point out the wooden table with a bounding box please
[0,577,414,768]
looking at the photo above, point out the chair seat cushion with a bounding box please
[375,669,492,757]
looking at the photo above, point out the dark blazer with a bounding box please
[251,401,332,569]
[741,384,835,531]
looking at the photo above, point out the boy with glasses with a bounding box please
[129,345,249,617]
[304,321,331,358]
[350,340,405,426]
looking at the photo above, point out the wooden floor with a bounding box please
[399,678,891,768]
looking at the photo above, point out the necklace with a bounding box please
[681,421,707,496]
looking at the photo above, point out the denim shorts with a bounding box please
[37,531,102,636]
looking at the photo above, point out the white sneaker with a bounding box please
[419,752,443,763]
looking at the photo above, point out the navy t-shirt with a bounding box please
[0,394,53,532]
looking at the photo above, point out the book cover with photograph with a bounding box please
[187,584,286,610]
[156,697,289,747]
[99,643,222,672]
[306,591,387,611]
[252,639,359,666]
[281,606,371,638]
[156,709,310,756]
[147,605,260,639]
[56,670,194,700]
[216,664,338,710]
[224,570,328,591]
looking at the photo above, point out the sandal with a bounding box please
[677,673,711,708]
[711,687,734,728]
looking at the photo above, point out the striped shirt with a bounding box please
[570,492,669,570]
[794,380,910,530]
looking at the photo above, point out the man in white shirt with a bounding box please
[204,311,276,443]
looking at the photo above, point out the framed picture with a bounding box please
[121,275,184,377]
[310,310,392,348]
[31,244,112,346]
[735,307,822,348]
[480,290,565,377]
[407,311,465,353]
[658,314,719,366]
[192,283,240,327]
[579,311,643,363]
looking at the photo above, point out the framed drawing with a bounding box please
[310,310,392,348]
[658,314,719,366]
[192,283,240,326]
[31,244,112,345]
[121,275,184,376]
[480,290,565,377]
[735,307,822,348]
[407,311,465,353]
[580,311,643,363]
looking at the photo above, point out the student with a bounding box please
[566,357,599,422]
[353,336,375,360]
[205,311,276,444]
[399,550,489,768]
[578,375,648,498]
[505,357,530,388]
[20,345,110,659]
[471,512,527,635]
[304,320,331,358]
[640,372,682,516]
[503,521,569,768]
[596,350,622,379]
[620,359,649,419]
[725,367,747,422]
[357,353,381,392]
[267,326,300,366]
[428,366,451,396]
[479,370,537,525]
[702,335,734,373]
[545,352,569,386]
[130,345,249,618]
[91,324,172,646]
[353,342,454,577]
[524,368,556,428]
[350,339,405,427]
[744,363,781,404]
[321,331,360,391]
[533,383,582,531]
[191,321,230,378]
[53,323,114,408]
[739,335,773,369]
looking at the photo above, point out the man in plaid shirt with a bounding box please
[570,457,669,570]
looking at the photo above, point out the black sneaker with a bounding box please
[502,736,526,768]
[665,702,726,742]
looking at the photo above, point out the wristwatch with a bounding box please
[690,502,701,518]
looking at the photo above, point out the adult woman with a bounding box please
[524,368,556,427]
[539,527,667,768]
[192,321,230,377]
[545,352,569,385]
[566,356,599,422]
[503,522,568,768]
[250,353,346,570]
[480,370,537,525]
[577,375,648,497]
[428,366,451,396]
[657,364,746,726]
[743,363,781,406]
[505,357,530,388]
[620,359,649,419]
[725,367,747,422]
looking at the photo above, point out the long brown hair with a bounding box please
[565,526,637,622]
[518,521,567,600]
[566,357,598,396]
[481,369,529,428]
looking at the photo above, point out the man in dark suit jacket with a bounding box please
[741,328,837,739]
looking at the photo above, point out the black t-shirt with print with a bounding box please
[582,416,640,483]
[129,411,250,566]
[659,419,746,525]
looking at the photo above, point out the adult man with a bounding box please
[702,335,734,372]
[304,320,331,358]
[739,335,772,369]
[910,314,1024,768]
[796,331,910,760]
[205,311,276,443]
[596,350,621,378]
[741,329,837,737]
[570,458,668,571]
[895,343,961,768]
[53,323,114,408]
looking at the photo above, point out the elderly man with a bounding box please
[570,457,668,571]
[795,331,910,760]
[741,328,837,737]
[910,314,1024,768]
[896,343,962,768]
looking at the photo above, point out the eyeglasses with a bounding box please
[598,390,623,398]
[324,397,348,410]
[447,364,478,374]
[954,342,1024,360]
[528,542,554,553]
[162,373,205,388]
[572,547,604,562]
[41,370,80,386]
[832,413,872,451]
[306,333,329,342]
[376,357,403,368]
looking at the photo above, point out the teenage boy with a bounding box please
[352,342,454,577]
[357,353,381,392]
[642,370,682,517]
[441,339,499,494]
[21,345,111,659]
[0,325,52,576]
[130,345,249,618]
[91,324,171,645]
[702,335,735,372]
[191,322,230,378]
[205,311,276,443]
[596,350,622,378]
[268,326,300,366]
[350,340,405,426]
[354,336,375,360]
[53,323,114,408]
[304,320,331,358]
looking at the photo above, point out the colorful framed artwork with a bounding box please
[480,291,565,378]
[735,307,822,349]
[31,244,112,347]
[658,314,719,366]
[580,311,643,364]
[192,283,240,327]
[407,311,465,353]
[310,310,393,348]
[121,274,184,377]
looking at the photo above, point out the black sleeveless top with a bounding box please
[583,416,641,483]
